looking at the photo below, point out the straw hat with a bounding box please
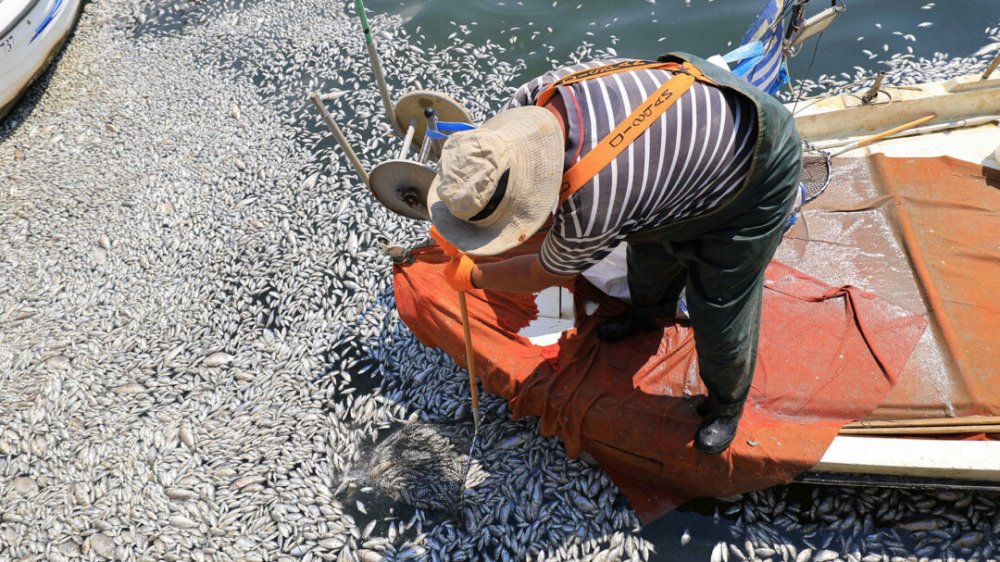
[426,106,564,256]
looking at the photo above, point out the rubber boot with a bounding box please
[695,408,743,454]
[695,394,719,418]
[596,314,654,342]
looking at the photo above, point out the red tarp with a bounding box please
[394,236,926,521]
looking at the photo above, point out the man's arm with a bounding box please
[470,254,575,293]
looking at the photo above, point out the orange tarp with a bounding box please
[873,156,1000,416]
[780,155,1000,419]
[394,242,926,521]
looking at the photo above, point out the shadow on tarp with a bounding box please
[983,165,1000,191]
[393,231,926,522]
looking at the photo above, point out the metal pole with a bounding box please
[424,107,442,155]
[415,107,438,163]
[398,120,416,160]
[355,0,400,135]
[308,91,370,186]
[417,135,433,164]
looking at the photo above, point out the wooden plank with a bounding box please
[791,77,1000,141]
[839,425,1000,435]
[816,436,1000,481]
[844,415,1000,429]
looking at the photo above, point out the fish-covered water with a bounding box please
[1,0,999,561]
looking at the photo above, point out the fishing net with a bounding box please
[800,140,832,202]
[363,422,484,514]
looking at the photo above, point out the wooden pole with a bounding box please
[983,51,1000,80]
[457,291,481,432]
[829,114,936,157]
[398,121,416,160]
[354,0,400,135]
[308,92,370,186]
[839,425,1000,436]
[844,415,1000,429]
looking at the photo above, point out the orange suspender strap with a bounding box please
[535,59,684,106]
[535,60,716,204]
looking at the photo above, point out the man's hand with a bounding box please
[428,227,575,293]
[430,226,477,292]
[474,254,576,293]
[444,254,476,292]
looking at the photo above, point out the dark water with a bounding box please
[363,0,1000,91]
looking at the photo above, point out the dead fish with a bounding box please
[899,517,943,532]
[112,383,146,395]
[952,531,984,549]
[204,352,233,367]
[46,355,72,370]
[710,542,729,562]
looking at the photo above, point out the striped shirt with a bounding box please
[504,59,758,276]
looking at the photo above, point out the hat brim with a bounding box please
[426,106,563,256]
[369,159,435,221]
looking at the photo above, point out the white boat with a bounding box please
[0,0,82,118]
[785,68,1000,490]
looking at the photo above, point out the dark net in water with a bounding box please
[363,422,475,514]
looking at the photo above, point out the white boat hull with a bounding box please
[0,0,82,118]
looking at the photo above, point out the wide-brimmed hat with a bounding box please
[426,106,563,256]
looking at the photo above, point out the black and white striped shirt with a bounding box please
[505,59,758,276]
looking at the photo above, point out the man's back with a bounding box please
[505,59,758,276]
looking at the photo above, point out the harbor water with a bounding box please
[2,0,999,561]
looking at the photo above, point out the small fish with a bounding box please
[204,352,233,367]
[710,542,728,562]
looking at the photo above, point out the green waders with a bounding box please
[624,52,803,418]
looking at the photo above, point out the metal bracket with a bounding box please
[862,72,886,105]
[378,238,415,265]
[784,1,846,56]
